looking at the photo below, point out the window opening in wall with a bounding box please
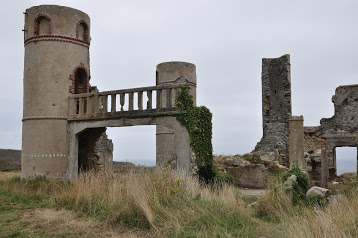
[335,147,357,176]
[74,68,88,114]
[74,68,87,94]
[106,126,156,171]
[34,16,51,36]
[77,21,89,42]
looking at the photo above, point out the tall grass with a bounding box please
[53,168,260,237]
[2,169,358,237]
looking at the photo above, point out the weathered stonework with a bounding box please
[256,55,357,187]
[22,5,90,179]
[288,116,306,170]
[92,132,113,176]
[255,54,292,166]
[21,5,196,180]
[227,165,267,189]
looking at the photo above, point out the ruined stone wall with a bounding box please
[321,85,358,134]
[255,54,292,166]
[303,85,358,185]
[320,85,358,175]
[93,132,113,176]
[303,126,326,185]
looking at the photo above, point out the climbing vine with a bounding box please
[175,85,215,183]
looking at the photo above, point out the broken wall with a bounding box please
[255,54,292,166]
[304,85,358,185]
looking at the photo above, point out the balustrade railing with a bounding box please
[69,84,186,119]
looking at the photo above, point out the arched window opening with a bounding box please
[34,16,51,36]
[74,68,88,94]
[77,21,89,42]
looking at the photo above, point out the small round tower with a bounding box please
[22,5,91,178]
[155,62,197,166]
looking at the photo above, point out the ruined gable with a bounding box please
[321,85,358,134]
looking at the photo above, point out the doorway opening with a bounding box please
[77,128,107,173]
[335,147,357,176]
[106,126,156,172]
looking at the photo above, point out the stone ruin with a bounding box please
[254,54,358,187]
[20,5,357,187]
[21,5,195,180]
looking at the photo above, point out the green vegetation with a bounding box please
[175,85,214,183]
[283,165,310,204]
[1,170,358,237]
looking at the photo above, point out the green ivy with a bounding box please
[175,85,215,183]
[283,165,310,204]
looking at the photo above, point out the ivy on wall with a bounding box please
[175,85,215,183]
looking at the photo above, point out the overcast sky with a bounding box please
[1,1,357,165]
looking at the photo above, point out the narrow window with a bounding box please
[74,68,88,94]
[34,16,51,36]
[77,21,89,42]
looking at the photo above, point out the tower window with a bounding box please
[34,15,51,36]
[77,21,89,43]
[74,68,88,94]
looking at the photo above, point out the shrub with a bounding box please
[283,166,309,204]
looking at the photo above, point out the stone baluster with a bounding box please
[171,88,177,108]
[86,96,91,114]
[147,90,152,109]
[138,91,143,111]
[157,89,162,109]
[167,88,172,108]
[79,97,85,115]
[120,93,125,111]
[111,94,116,112]
[102,95,108,113]
[129,92,134,111]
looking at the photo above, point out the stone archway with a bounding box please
[67,117,192,180]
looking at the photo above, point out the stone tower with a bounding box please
[255,54,292,165]
[155,62,197,168]
[22,5,90,178]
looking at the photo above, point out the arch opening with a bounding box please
[74,68,88,94]
[77,21,89,42]
[34,16,51,36]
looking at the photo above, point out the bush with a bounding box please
[283,166,309,204]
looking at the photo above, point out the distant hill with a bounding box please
[0,149,21,171]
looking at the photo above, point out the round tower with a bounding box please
[22,5,91,178]
[155,62,197,166]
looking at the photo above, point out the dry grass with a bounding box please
[19,209,150,238]
[0,171,20,181]
[2,169,358,237]
[54,168,259,237]
[283,192,358,238]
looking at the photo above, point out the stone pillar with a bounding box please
[288,116,306,170]
[155,62,196,166]
[255,54,292,166]
[321,147,329,188]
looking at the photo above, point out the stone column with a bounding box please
[288,116,306,170]
[155,62,196,167]
[321,147,329,188]
[255,54,292,166]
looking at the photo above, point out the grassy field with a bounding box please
[1,170,358,237]
[0,149,21,171]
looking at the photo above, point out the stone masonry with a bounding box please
[255,54,358,187]
[255,54,292,166]
[21,5,196,180]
